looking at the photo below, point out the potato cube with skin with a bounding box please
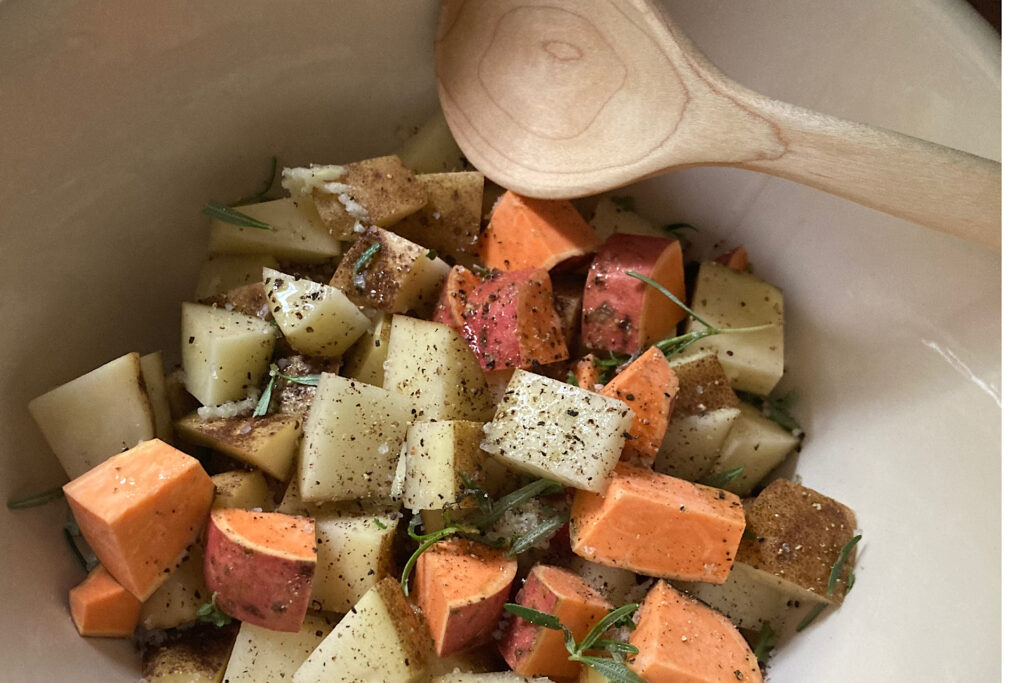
[263,268,369,357]
[292,577,432,683]
[221,614,337,683]
[567,555,640,607]
[310,513,398,613]
[342,314,392,387]
[298,373,414,502]
[402,420,487,513]
[175,413,302,481]
[201,281,272,320]
[140,351,173,443]
[681,261,784,395]
[707,401,801,496]
[480,370,633,492]
[588,195,672,241]
[332,226,451,315]
[207,197,341,263]
[384,315,494,421]
[181,302,276,406]
[195,254,279,299]
[142,623,238,682]
[390,171,485,265]
[139,542,209,631]
[28,351,155,479]
[211,470,272,510]
[395,109,470,174]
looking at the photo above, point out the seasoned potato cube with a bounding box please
[142,623,238,682]
[311,513,399,612]
[211,470,272,510]
[390,171,485,265]
[275,475,382,518]
[395,109,470,174]
[28,352,155,479]
[175,413,301,481]
[292,577,432,683]
[384,315,494,421]
[201,282,271,320]
[402,421,487,511]
[588,196,671,241]
[140,352,173,442]
[567,556,639,607]
[221,613,337,683]
[298,374,414,502]
[480,370,634,492]
[708,401,800,496]
[332,227,451,315]
[207,197,341,262]
[681,262,784,394]
[138,543,209,631]
[181,303,275,406]
[263,268,369,357]
[195,254,279,299]
[342,314,392,387]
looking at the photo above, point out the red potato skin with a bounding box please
[203,513,315,633]
[715,245,749,272]
[433,265,481,329]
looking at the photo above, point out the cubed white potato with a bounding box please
[390,171,485,265]
[207,197,341,263]
[276,475,378,518]
[588,196,671,241]
[402,420,487,511]
[383,315,493,421]
[578,667,611,683]
[655,408,741,482]
[298,374,414,502]
[139,543,208,631]
[263,268,369,357]
[211,470,272,510]
[140,351,173,442]
[311,513,399,613]
[480,370,634,492]
[707,401,800,496]
[181,302,276,406]
[342,314,393,387]
[567,556,639,607]
[175,412,300,481]
[293,577,431,683]
[395,109,470,174]
[681,262,784,394]
[142,624,236,682]
[28,352,155,479]
[194,254,279,299]
[222,613,337,683]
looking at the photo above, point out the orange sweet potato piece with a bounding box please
[68,565,142,638]
[499,564,612,679]
[413,538,517,657]
[581,233,685,354]
[481,192,600,272]
[600,347,679,466]
[63,439,215,600]
[715,245,750,272]
[433,265,481,330]
[570,354,600,392]
[204,508,316,633]
[570,463,745,584]
[630,580,761,682]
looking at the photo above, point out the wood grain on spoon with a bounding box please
[436,0,1001,251]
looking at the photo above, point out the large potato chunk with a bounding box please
[402,420,487,511]
[342,314,392,387]
[221,613,337,683]
[311,513,398,612]
[194,254,279,299]
[480,370,633,492]
[181,303,276,406]
[142,623,238,683]
[140,352,174,442]
[390,171,485,265]
[263,268,369,357]
[708,401,800,496]
[176,413,301,481]
[681,262,784,394]
[207,197,341,262]
[394,109,470,174]
[384,315,493,421]
[298,373,414,502]
[28,351,155,479]
[293,577,432,683]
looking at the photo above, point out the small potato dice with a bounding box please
[395,110,470,174]
[342,314,392,387]
[263,267,369,357]
[211,470,272,510]
[588,195,672,241]
[479,370,633,492]
[707,401,800,496]
[390,171,485,265]
[207,197,341,263]
[311,513,398,613]
[195,254,279,299]
[176,413,301,481]
[402,420,487,511]
[142,623,238,682]
[140,351,174,443]
[139,543,208,631]
[221,613,337,683]
[181,303,275,406]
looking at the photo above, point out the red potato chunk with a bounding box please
[433,265,481,330]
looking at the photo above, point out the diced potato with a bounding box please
[395,110,470,174]
[298,374,414,502]
[589,196,671,241]
[201,282,271,320]
[383,316,494,421]
[293,577,432,683]
[480,370,634,492]
[139,543,209,631]
[221,613,337,683]
[263,268,369,357]
[272,354,342,418]
[175,413,301,481]
[211,470,272,510]
[195,254,279,299]
[142,623,238,682]
[140,352,174,442]
[207,197,341,262]
[181,303,276,406]
[276,475,380,518]
[332,227,451,315]
[342,314,393,387]
[402,420,487,511]
[655,409,740,482]
[164,368,199,420]
[708,402,800,496]
[578,668,611,683]
[28,352,155,479]
[567,556,639,607]
[311,513,399,612]
[681,262,784,395]
[390,171,485,265]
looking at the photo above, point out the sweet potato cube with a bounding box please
[414,538,517,656]
[570,463,745,584]
[175,413,302,481]
[599,346,679,466]
[481,192,599,271]
[582,233,686,354]
[63,439,214,600]
[390,171,485,265]
[629,580,761,682]
[569,354,601,392]
[499,564,612,679]
[68,566,142,638]
[433,265,482,329]
[461,269,569,371]
[204,509,316,632]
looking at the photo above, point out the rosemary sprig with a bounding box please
[795,534,862,632]
[565,369,579,387]
[506,511,569,556]
[752,622,776,661]
[196,592,233,627]
[700,466,745,489]
[233,156,278,206]
[253,367,323,417]
[736,390,803,434]
[353,242,381,276]
[201,201,273,230]
[795,602,827,632]
[7,487,64,510]
[663,221,698,233]
[373,518,388,530]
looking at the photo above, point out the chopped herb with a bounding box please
[847,571,856,593]
[201,201,273,230]
[576,656,646,683]
[610,195,637,212]
[700,466,745,488]
[277,372,321,386]
[735,390,803,434]
[62,527,90,572]
[353,242,381,275]
[795,602,827,632]
[664,221,699,233]
[742,528,758,541]
[565,370,579,387]
[457,471,492,515]
[252,373,277,418]
[506,511,569,556]
[425,249,438,260]
[7,487,65,510]
[827,534,862,595]
[373,518,388,530]
[196,592,233,627]
[234,156,279,205]
[752,622,776,661]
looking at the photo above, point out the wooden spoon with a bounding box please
[435,0,1001,250]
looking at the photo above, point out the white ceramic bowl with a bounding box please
[0,1,1000,680]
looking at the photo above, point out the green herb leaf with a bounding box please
[252,372,277,418]
[234,156,278,205]
[752,622,776,661]
[63,527,90,572]
[565,370,579,387]
[196,592,233,627]
[578,604,641,653]
[506,511,568,556]
[700,466,745,489]
[202,201,273,230]
[795,602,827,632]
[470,478,563,529]
[610,195,637,212]
[735,390,803,434]
[664,221,698,233]
[589,639,640,655]
[7,487,65,510]
[353,242,381,276]
[574,656,646,683]
[504,603,566,631]
[827,534,862,596]
[373,518,387,530]
[277,372,321,386]
[847,571,856,593]
[457,471,492,515]
[742,528,758,541]
[425,249,438,260]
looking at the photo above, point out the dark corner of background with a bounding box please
[966,0,1000,33]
